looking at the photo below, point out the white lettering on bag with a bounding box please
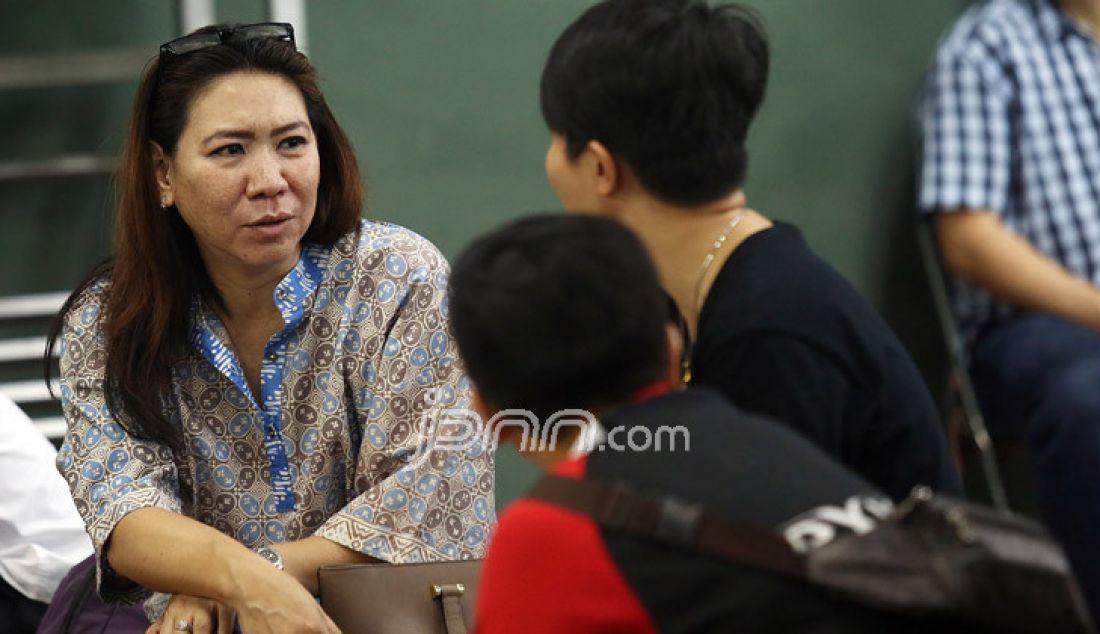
[782,495,894,553]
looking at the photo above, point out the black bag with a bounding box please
[528,475,1093,633]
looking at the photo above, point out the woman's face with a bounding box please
[156,71,320,280]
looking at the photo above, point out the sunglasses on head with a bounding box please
[159,22,296,62]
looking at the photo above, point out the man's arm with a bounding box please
[935,210,1100,332]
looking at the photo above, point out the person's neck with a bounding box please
[1063,0,1100,37]
[522,428,583,470]
[525,444,577,471]
[204,252,299,325]
[616,190,770,339]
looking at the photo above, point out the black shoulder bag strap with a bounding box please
[527,474,805,578]
[528,474,1096,634]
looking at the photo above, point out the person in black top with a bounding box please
[538,0,960,500]
[693,223,962,500]
[450,214,949,633]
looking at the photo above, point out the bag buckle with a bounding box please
[431,583,466,598]
[656,497,703,546]
[600,482,702,547]
[432,583,469,634]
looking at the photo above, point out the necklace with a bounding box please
[691,211,745,317]
[682,210,745,383]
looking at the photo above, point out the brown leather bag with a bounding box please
[318,559,483,634]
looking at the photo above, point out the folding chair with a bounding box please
[915,219,1010,511]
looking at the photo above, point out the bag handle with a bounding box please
[432,583,468,634]
[528,474,805,578]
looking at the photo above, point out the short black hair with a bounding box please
[449,214,670,422]
[540,0,768,206]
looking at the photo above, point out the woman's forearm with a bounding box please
[111,507,379,601]
[110,508,340,632]
[275,535,379,595]
[107,507,271,606]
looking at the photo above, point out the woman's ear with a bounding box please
[586,140,620,198]
[150,142,174,208]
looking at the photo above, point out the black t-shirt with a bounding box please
[477,388,941,633]
[691,222,961,501]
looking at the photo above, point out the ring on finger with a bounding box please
[173,618,193,632]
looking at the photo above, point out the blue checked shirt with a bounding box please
[918,0,1100,346]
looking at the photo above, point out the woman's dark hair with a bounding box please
[449,214,671,423]
[540,0,769,206]
[46,25,363,451]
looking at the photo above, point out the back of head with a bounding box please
[540,0,769,206]
[449,214,671,422]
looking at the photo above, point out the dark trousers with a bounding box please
[970,313,1100,624]
[0,574,47,634]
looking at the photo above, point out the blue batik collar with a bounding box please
[188,242,331,356]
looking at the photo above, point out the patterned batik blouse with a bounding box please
[56,219,495,603]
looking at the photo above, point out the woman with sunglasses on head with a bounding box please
[48,24,493,634]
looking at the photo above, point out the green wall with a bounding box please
[3,1,973,507]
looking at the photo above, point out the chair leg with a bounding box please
[967,413,1010,512]
[946,369,1010,511]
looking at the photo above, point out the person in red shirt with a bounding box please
[449,214,937,633]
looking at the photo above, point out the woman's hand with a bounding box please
[147,594,235,634]
[233,591,341,634]
[144,564,339,634]
[227,561,341,634]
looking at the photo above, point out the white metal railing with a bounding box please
[0,336,52,364]
[0,293,67,441]
[0,46,151,89]
[0,291,67,319]
[33,417,68,441]
[0,155,115,182]
[0,380,58,404]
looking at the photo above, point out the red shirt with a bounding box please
[474,454,657,633]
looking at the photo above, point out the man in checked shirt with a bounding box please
[918,0,1100,622]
